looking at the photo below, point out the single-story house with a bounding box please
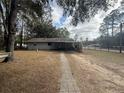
[26,38,75,50]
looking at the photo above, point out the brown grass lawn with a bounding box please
[84,49,124,64]
[1,50,124,93]
[66,50,124,93]
[0,51,60,93]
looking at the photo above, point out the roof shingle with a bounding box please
[26,38,74,43]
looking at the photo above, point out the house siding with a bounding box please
[27,43,55,50]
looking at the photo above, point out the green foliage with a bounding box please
[29,23,70,38]
[98,6,124,49]
[97,32,124,49]
[57,28,70,38]
[57,0,113,25]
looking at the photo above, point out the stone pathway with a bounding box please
[60,53,81,93]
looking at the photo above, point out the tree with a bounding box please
[57,0,117,25]
[0,0,19,62]
[19,20,24,49]
[29,22,70,38]
[99,17,110,51]
[57,28,70,38]
[109,10,120,37]
[0,0,49,62]
[0,20,3,49]
[98,2,124,52]
[104,10,120,37]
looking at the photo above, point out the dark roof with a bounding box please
[26,38,74,43]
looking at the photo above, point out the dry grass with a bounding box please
[66,50,124,93]
[0,51,60,93]
[84,50,124,64]
[67,54,104,93]
[83,50,124,78]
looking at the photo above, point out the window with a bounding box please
[33,43,37,46]
[48,43,52,46]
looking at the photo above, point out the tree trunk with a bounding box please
[20,20,24,49]
[112,19,114,37]
[119,23,122,53]
[3,0,18,62]
[4,34,15,62]
[107,27,110,52]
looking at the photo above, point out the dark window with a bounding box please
[33,43,37,46]
[48,43,52,46]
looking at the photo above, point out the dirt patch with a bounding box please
[0,51,60,93]
[66,51,124,93]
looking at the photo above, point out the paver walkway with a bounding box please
[60,53,81,93]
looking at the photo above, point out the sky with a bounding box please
[51,0,123,40]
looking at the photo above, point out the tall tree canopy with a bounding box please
[98,2,124,50]
[28,22,70,38]
[57,0,117,25]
